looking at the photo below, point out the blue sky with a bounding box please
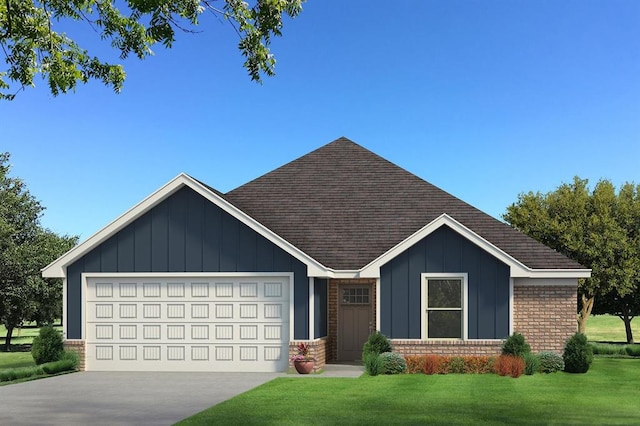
[2,0,639,241]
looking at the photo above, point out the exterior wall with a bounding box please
[65,186,310,340]
[391,339,502,356]
[314,278,328,338]
[380,225,510,340]
[327,278,377,362]
[513,283,577,353]
[64,340,86,371]
[289,338,328,372]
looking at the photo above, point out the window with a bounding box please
[341,287,370,305]
[422,274,467,339]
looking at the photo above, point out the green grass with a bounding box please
[586,314,639,343]
[0,351,35,370]
[178,359,639,425]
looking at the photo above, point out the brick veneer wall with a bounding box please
[327,278,377,362]
[289,338,328,372]
[64,340,86,371]
[392,340,503,356]
[513,284,577,353]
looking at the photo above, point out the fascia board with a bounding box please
[42,173,191,278]
[358,213,591,280]
[42,173,327,278]
[181,175,327,276]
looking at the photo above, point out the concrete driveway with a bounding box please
[0,371,280,425]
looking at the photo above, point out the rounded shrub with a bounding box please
[31,325,64,365]
[378,352,407,375]
[523,353,539,375]
[502,332,531,358]
[362,331,392,359]
[563,333,593,373]
[537,352,564,373]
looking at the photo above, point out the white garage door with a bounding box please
[84,275,291,372]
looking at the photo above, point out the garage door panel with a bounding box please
[85,276,290,372]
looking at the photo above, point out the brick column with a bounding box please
[513,285,577,353]
[64,340,86,371]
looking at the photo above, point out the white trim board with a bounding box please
[42,176,590,282]
[42,174,326,278]
[359,214,591,279]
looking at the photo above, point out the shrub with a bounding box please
[625,345,640,357]
[537,352,564,373]
[362,331,392,359]
[502,333,531,358]
[421,355,442,375]
[42,359,77,374]
[62,350,80,368]
[363,353,382,376]
[378,352,407,375]
[404,356,424,374]
[563,333,593,373]
[0,366,44,382]
[494,355,525,378]
[523,353,539,375]
[589,342,626,356]
[448,357,466,374]
[31,326,64,365]
[463,356,495,374]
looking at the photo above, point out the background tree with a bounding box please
[0,153,78,350]
[503,177,640,334]
[0,0,304,100]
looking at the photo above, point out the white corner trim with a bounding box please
[375,278,381,331]
[359,214,591,279]
[42,174,327,278]
[509,278,514,335]
[309,277,314,340]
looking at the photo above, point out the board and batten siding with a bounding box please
[66,187,310,340]
[314,278,328,338]
[380,225,510,340]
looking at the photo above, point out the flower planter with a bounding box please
[293,360,315,374]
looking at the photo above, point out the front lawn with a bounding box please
[178,358,640,425]
[586,314,639,343]
[0,352,35,370]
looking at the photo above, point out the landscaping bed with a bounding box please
[177,358,639,425]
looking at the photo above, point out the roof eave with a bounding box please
[42,173,327,279]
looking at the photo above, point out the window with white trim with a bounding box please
[423,274,467,339]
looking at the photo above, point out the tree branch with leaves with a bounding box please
[0,0,304,100]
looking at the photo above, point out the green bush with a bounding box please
[563,333,593,373]
[31,325,64,365]
[364,353,382,376]
[589,342,626,356]
[42,359,77,374]
[0,366,44,382]
[362,331,392,359]
[625,345,640,357]
[537,352,564,373]
[502,333,531,358]
[378,352,407,375]
[62,350,80,368]
[448,357,466,374]
[524,353,539,375]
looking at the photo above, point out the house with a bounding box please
[42,138,590,372]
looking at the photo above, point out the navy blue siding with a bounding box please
[380,225,510,340]
[314,278,328,338]
[66,186,310,340]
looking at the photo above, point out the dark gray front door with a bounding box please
[338,285,373,361]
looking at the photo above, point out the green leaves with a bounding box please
[0,0,304,99]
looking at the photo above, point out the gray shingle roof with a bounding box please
[225,137,584,271]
